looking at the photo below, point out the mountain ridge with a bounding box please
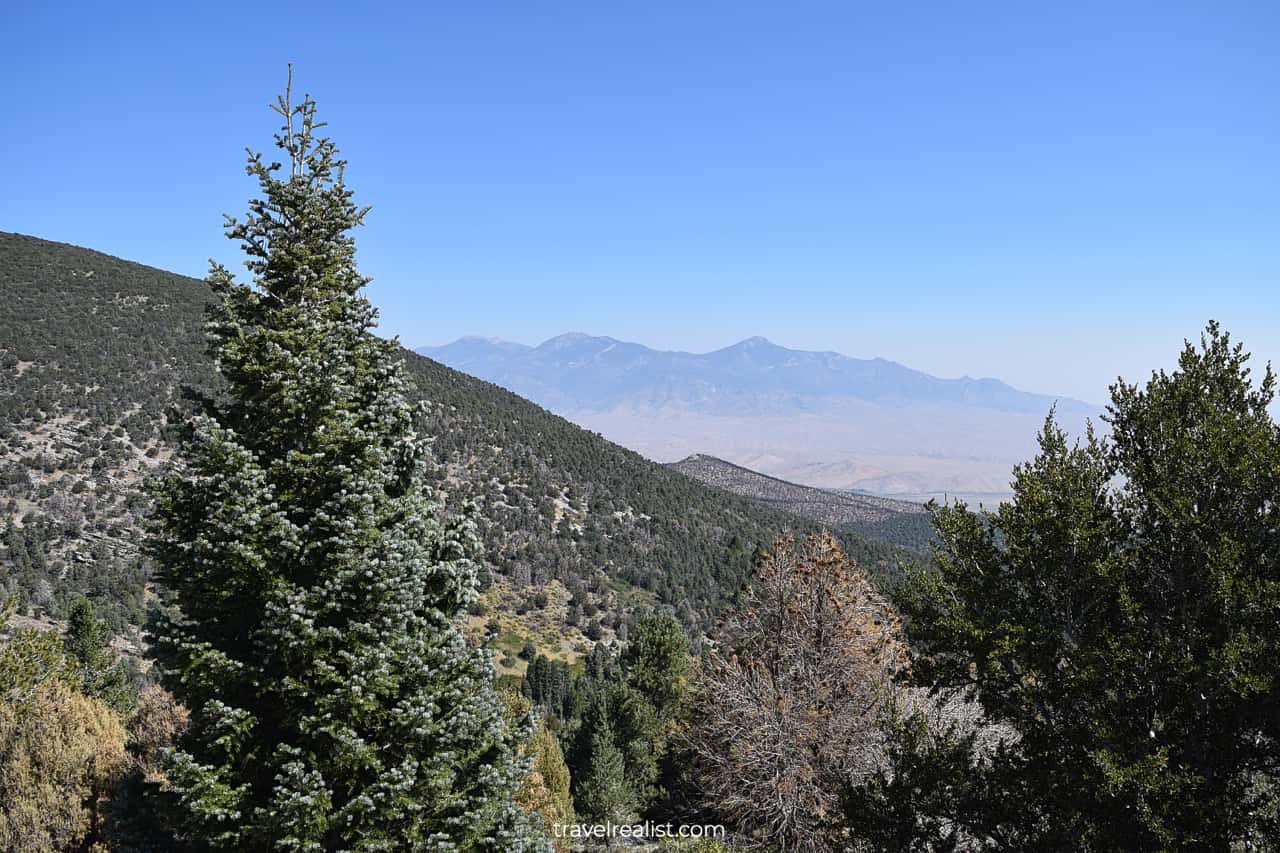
[419,332,1096,414]
[668,454,934,552]
[416,332,1100,498]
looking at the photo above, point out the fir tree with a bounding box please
[573,718,633,825]
[621,610,688,723]
[848,323,1280,849]
[149,73,549,851]
[63,596,135,713]
[63,597,111,672]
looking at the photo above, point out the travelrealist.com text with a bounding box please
[553,821,726,841]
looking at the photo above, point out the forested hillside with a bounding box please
[0,232,911,644]
[0,234,216,638]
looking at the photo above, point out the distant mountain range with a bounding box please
[420,333,1093,416]
[417,333,1100,500]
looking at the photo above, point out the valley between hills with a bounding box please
[418,332,1099,504]
[0,231,920,665]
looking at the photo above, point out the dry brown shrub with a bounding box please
[126,684,190,786]
[506,692,575,850]
[0,679,127,852]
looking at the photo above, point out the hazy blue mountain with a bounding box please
[417,333,1093,417]
[417,333,1099,499]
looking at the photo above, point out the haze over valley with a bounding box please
[419,333,1099,502]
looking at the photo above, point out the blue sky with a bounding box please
[4,1,1276,403]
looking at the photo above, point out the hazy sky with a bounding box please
[4,1,1277,404]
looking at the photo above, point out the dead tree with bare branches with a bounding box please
[683,531,906,852]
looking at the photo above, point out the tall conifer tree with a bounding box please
[150,74,548,851]
[846,324,1280,849]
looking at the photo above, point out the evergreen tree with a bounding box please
[849,323,1280,849]
[565,676,663,820]
[573,718,633,825]
[522,655,573,720]
[149,75,548,851]
[622,610,688,723]
[0,601,75,705]
[62,597,110,671]
[63,596,135,713]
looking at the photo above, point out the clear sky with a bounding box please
[4,1,1277,403]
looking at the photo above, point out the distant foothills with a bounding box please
[418,333,1100,502]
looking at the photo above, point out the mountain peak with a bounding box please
[711,335,782,356]
[538,332,617,349]
[414,336,532,360]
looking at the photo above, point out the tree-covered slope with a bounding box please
[0,233,217,636]
[0,232,912,639]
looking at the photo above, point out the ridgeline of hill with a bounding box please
[0,232,914,653]
[668,453,935,552]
